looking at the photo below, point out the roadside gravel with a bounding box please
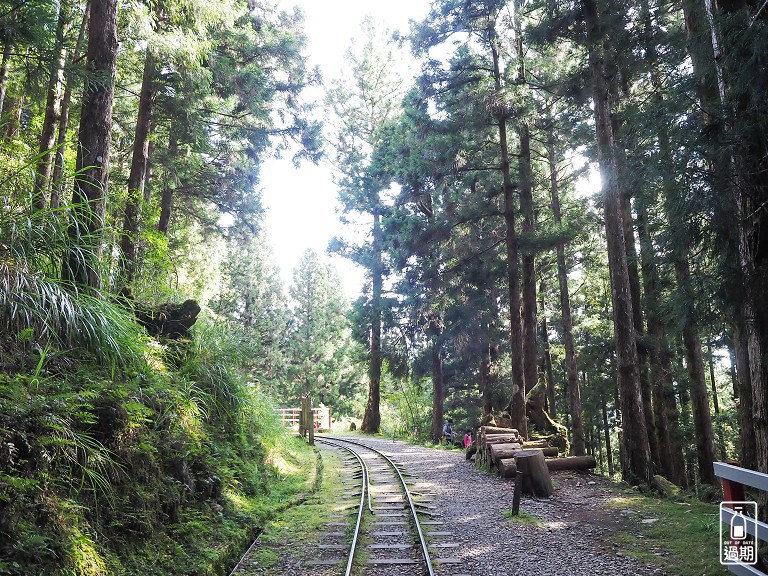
[356,436,666,576]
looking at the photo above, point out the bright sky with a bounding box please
[259,0,431,299]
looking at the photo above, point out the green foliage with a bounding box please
[280,250,366,416]
[607,492,727,576]
[0,307,317,576]
[0,204,146,369]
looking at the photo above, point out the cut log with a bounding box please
[514,449,553,497]
[498,458,517,478]
[539,447,560,457]
[489,443,522,465]
[544,455,597,471]
[481,426,519,436]
[650,474,681,497]
[466,444,477,461]
[499,455,597,477]
[521,439,549,449]
[484,436,521,446]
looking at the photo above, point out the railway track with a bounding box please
[229,436,467,576]
[310,436,463,576]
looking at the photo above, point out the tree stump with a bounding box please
[515,449,553,497]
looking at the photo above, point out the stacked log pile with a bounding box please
[471,424,597,480]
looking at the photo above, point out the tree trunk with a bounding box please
[600,390,614,477]
[618,186,658,466]
[539,289,556,418]
[676,259,718,486]
[158,134,178,235]
[63,0,119,290]
[519,123,537,397]
[607,63,658,467]
[733,317,757,469]
[480,328,494,417]
[637,4,688,486]
[51,3,89,210]
[548,131,584,455]
[636,189,685,486]
[711,0,768,492]
[682,0,767,483]
[488,23,525,438]
[4,91,23,140]
[583,0,653,484]
[120,49,156,284]
[429,325,444,442]
[33,1,69,211]
[0,39,12,116]
[362,209,383,433]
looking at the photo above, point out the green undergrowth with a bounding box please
[0,320,318,576]
[501,510,543,526]
[605,490,727,576]
[252,446,346,574]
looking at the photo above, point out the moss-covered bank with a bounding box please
[0,329,317,576]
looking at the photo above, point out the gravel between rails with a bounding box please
[354,436,666,576]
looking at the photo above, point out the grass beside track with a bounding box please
[241,442,348,574]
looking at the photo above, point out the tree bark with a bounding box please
[158,134,178,235]
[429,324,444,442]
[600,389,614,477]
[515,450,553,497]
[51,2,89,210]
[547,132,584,455]
[733,317,757,469]
[636,189,685,486]
[362,209,383,433]
[519,123,537,397]
[0,39,12,117]
[637,2,688,486]
[539,289,557,418]
[33,1,69,211]
[583,0,653,484]
[63,0,119,289]
[120,49,156,284]
[488,22,525,438]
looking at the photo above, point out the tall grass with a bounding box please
[0,202,146,368]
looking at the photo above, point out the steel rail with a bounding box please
[314,438,369,576]
[318,436,436,576]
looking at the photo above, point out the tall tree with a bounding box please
[31,0,70,211]
[546,128,586,456]
[286,249,362,413]
[63,0,119,289]
[582,0,653,483]
[328,18,406,433]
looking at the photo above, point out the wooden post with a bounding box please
[308,397,314,446]
[511,470,522,515]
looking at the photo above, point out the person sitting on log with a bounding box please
[442,419,455,444]
[463,429,472,449]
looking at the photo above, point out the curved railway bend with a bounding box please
[230,436,667,576]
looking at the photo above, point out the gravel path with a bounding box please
[357,436,666,576]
